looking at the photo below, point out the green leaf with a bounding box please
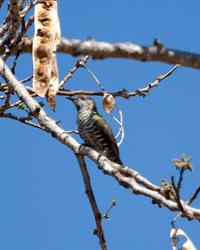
[18,104,26,110]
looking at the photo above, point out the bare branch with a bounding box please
[82,65,105,92]
[76,154,107,250]
[11,47,21,74]
[1,112,48,131]
[0,64,180,103]
[135,64,180,97]
[1,37,200,69]
[3,0,20,45]
[0,8,12,38]
[1,57,200,222]
[171,176,183,211]
[20,0,45,18]
[0,0,4,9]
[0,89,11,114]
[20,0,33,17]
[59,64,179,99]
[0,89,25,112]
[20,75,33,83]
[18,0,25,11]
[59,55,90,89]
[172,186,200,224]
[187,186,200,206]
[0,18,12,38]
[14,15,34,45]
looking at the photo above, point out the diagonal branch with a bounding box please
[1,112,48,131]
[59,55,90,89]
[75,154,107,250]
[3,0,20,45]
[1,57,200,222]
[0,0,4,8]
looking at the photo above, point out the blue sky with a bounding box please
[1,1,200,249]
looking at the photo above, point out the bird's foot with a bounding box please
[97,150,107,164]
[79,143,91,151]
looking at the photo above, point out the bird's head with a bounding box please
[67,95,97,112]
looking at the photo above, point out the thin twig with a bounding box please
[13,15,34,45]
[134,64,180,97]
[114,103,124,146]
[0,0,4,9]
[20,0,45,17]
[171,186,200,224]
[82,65,105,92]
[171,176,183,211]
[176,168,184,190]
[75,154,107,250]
[1,112,48,131]
[3,0,20,45]
[0,89,11,114]
[1,65,180,100]
[20,0,33,17]
[20,75,33,83]
[3,15,34,61]
[11,47,22,74]
[58,55,90,89]
[0,19,12,38]
[66,129,79,134]
[59,64,180,99]
[102,200,116,219]
[187,186,200,205]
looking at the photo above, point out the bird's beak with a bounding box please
[66,97,74,102]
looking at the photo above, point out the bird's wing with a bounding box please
[93,114,120,159]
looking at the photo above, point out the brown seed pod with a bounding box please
[33,0,60,103]
[102,93,116,114]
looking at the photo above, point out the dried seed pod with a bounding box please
[102,93,115,114]
[33,0,60,102]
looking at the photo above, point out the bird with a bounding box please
[67,95,123,166]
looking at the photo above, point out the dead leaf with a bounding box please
[170,227,197,250]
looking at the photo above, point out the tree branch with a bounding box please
[0,0,4,9]
[75,154,107,250]
[59,55,90,89]
[1,112,48,131]
[2,37,200,69]
[3,0,20,45]
[0,64,180,100]
[1,57,200,222]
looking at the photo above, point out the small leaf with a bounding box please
[160,179,176,199]
[185,163,193,172]
[187,156,192,163]
[112,200,117,206]
[173,155,193,172]
[122,88,128,93]
[18,104,26,110]
[180,153,185,161]
[172,159,180,166]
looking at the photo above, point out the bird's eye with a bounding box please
[80,96,85,101]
